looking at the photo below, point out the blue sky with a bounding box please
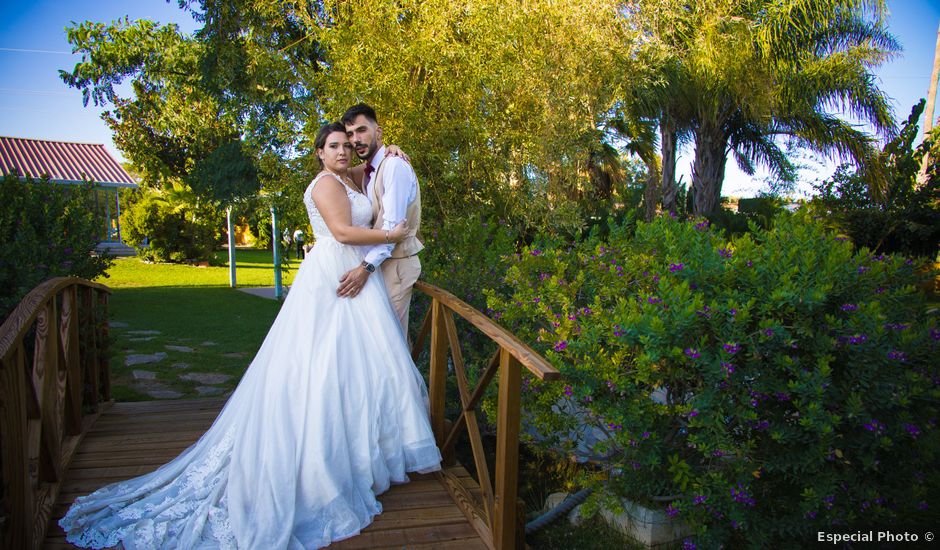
[1,0,938,197]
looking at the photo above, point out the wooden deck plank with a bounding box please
[44,399,490,549]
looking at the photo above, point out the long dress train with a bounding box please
[59,172,442,549]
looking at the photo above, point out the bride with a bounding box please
[59,122,443,549]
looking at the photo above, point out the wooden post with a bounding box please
[0,348,31,550]
[493,347,522,550]
[61,287,83,436]
[428,300,448,447]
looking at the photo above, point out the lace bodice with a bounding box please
[304,171,373,240]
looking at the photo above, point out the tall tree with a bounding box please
[632,0,899,215]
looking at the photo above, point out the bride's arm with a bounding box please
[311,176,407,245]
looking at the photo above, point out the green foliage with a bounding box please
[0,174,113,320]
[813,100,940,259]
[488,211,939,547]
[120,187,220,263]
[632,0,898,214]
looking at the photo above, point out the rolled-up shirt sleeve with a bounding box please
[364,157,417,267]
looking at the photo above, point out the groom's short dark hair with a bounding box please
[341,103,378,126]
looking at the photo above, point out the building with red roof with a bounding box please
[0,136,138,255]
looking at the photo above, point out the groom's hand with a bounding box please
[337,266,369,298]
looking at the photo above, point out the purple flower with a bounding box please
[718,248,733,258]
[763,328,774,337]
[864,419,885,433]
[917,501,929,511]
[887,350,907,361]
[840,303,858,312]
[805,511,817,519]
[669,263,685,273]
[683,539,697,550]
[688,409,699,418]
[723,342,740,355]
[884,322,910,331]
[606,380,616,390]
[730,484,756,507]
[775,392,791,401]
[753,420,770,430]
[538,272,550,281]
[903,423,921,438]
[684,348,701,359]
[746,260,753,267]
[580,307,593,316]
[530,249,542,256]
[721,362,735,375]
[553,340,568,352]
[607,422,623,431]
[692,495,708,505]
[532,297,540,304]
[857,265,870,274]
[647,296,662,304]
[696,306,712,318]
[930,328,940,341]
[729,308,737,316]
[849,334,868,345]
[666,504,679,518]
[641,431,650,439]
[564,385,573,397]
[694,220,710,231]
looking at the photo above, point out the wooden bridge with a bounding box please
[0,278,561,549]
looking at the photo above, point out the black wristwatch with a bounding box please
[360,260,375,273]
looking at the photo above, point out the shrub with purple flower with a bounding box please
[487,210,939,547]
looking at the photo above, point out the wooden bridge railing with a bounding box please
[0,277,111,550]
[411,281,561,550]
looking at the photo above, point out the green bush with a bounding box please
[120,188,220,263]
[0,174,113,320]
[812,100,940,260]
[487,211,939,547]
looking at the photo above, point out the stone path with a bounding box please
[109,324,245,400]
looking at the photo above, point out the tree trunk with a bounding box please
[691,122,727,216]
[642,160,661,222]
[660,117,678,214]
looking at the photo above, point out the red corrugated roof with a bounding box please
[0,136,136,187]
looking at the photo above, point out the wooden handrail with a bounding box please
[0,277,112,550]
[413,280,561,550]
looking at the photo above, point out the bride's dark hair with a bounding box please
[314,122,348,167]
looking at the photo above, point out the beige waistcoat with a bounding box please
[370,158,423,258]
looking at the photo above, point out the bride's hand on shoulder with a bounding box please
[385,144,411,163]
[387,220,410,243]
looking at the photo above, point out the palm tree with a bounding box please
[634,0,899,215]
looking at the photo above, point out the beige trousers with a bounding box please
[381,255,421,337]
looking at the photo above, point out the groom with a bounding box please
[337,103,423,336]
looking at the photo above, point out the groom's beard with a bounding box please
[353,139,379,161]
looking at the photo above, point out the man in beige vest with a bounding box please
[338,103,422,337]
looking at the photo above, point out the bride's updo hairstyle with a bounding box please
[314,121,349,168]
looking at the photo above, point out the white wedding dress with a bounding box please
[59,172,442,549]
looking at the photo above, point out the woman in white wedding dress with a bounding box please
[59,122,442,549]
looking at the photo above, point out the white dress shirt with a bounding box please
[363,144,418,267]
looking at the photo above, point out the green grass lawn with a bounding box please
[101,248,299,288]
[99,248,290,400]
